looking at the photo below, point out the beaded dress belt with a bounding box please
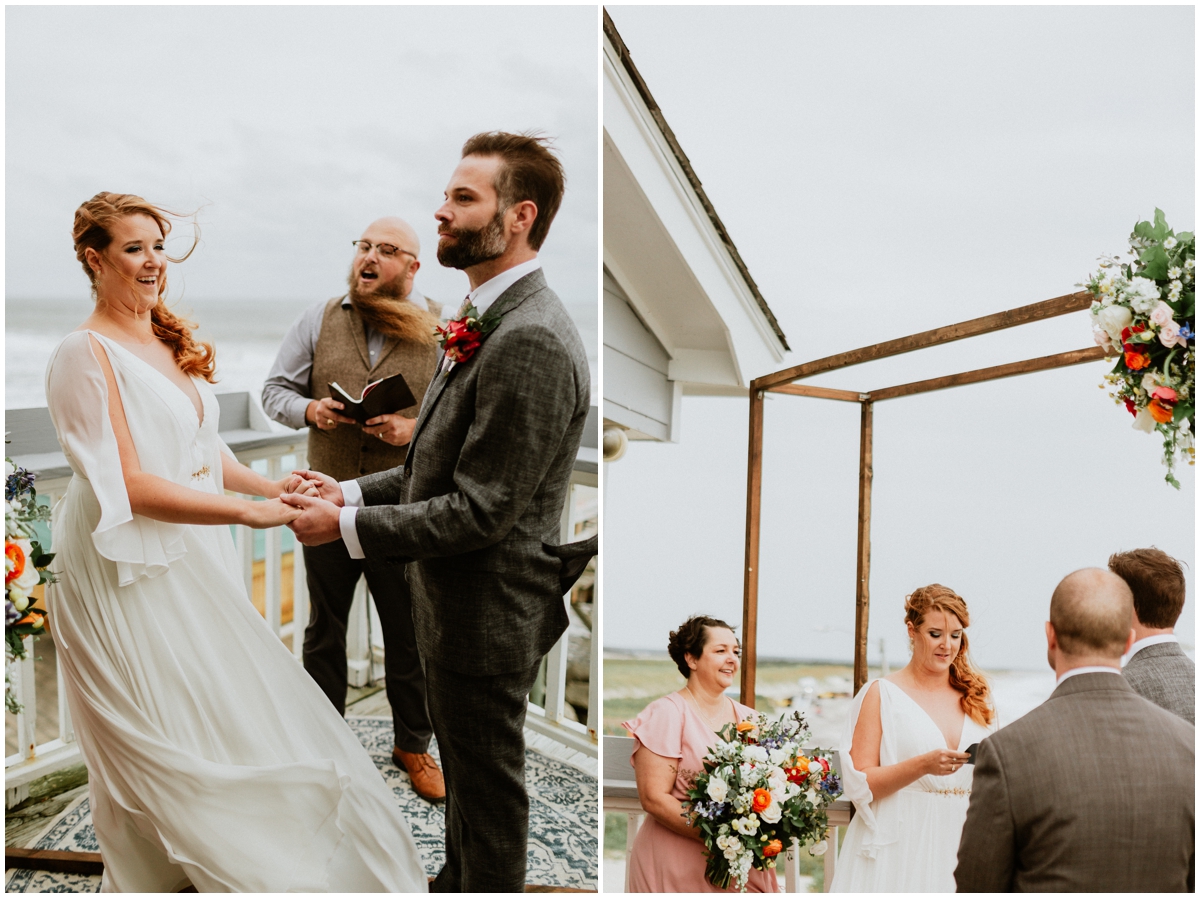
[920,787,970,796]
[191,465,211,480]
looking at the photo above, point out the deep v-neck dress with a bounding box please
[43,331,427,892]
[830,678,996,892]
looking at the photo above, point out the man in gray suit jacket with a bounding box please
[956,568,1194,892]
[1109,547,1194,723]
[285,132,593,892]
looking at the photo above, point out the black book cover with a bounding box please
[328,372,417,424]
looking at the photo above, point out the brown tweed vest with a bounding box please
[307,296,439,482]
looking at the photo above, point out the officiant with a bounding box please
[262,216,445,801]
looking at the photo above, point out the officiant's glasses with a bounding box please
[352,240,417,260]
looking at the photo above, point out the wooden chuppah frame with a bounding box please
[740,291,1109,704]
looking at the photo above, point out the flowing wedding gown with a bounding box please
[830,678,996,893]
[44,331,428,893]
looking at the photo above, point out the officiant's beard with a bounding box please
[436,209,508,270]
[346,272,439,346]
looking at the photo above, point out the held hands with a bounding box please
[285,469,344,507]
[306,397,356,431]
[276,474,319,499]
[279,490,343,546]
[363,413,415,447]
[923,748,972,777]
[242,498,303,529]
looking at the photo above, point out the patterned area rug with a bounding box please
[5,716,597,892]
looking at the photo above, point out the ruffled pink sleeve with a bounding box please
[622,694,684,766]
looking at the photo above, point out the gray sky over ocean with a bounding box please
[604,6,1195,671]
[5,5,596,326]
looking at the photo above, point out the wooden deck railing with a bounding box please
[602,734,853,892]
[5,394,599,807]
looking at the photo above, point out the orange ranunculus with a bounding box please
[762,839,783,858]
[1149,399,1175,424]
[736,720,757,734]
[6,541,26,585]
[752,788,773,813]
[1124,350,1152,371]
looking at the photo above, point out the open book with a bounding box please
[328,372,417,424]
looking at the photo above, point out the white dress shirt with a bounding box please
[336,259,543,559]
[1056,665,1122,685]
[1123,633,1179,666]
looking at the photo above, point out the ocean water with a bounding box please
[5,296,599,410]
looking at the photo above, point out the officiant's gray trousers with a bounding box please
[425,657,542,893]
[301,541,433,753]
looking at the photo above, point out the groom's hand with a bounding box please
[288,469,344,507]
[280,491,343,546]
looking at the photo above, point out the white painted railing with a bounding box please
[5,395,599,807]
[601,734,852,892]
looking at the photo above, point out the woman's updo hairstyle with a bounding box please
[667,615,737,679]
[73,192,216,383]
[904,584,993,726]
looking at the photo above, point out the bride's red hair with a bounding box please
[905,584,994,726]
[73,192,216,383]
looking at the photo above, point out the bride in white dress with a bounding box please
[43,192,428,892]
[830,584,997,892]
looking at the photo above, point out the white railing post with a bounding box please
[14,637,37,760]
[346,579,371,688]
[263,457,283,636]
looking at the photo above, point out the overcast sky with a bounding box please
[5,5,597,311]
[604,5,1195,671]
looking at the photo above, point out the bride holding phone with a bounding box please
[830,585,997,892]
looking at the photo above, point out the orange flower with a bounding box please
[762,839,783,858]
[1149,399,1175,423]
[736,720,757,734]
[5,541,26,586]
[1124,350,1151,371]
[752,788,772,813]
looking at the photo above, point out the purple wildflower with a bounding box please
[6,466,36,501]
[5,600,22,626]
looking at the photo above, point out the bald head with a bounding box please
[368,216,420,257]
[1050,568,1134,660]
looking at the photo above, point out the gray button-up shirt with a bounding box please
[261,291,428,430]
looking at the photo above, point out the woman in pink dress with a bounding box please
[622,615,779,893]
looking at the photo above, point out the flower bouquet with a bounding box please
[6,457,55,714]
[683,711,842,892]
[1083,209,1195,488]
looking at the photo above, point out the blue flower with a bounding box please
[5,466,36,502]
[821,774,841,794]
[1179,323,1193,342]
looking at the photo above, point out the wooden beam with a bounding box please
[5,848,104,875]
[767,384,864,402]
[853,402,873,696]
[752,291,1094,391]
[741,387,764,707]
[867,346,1108,402]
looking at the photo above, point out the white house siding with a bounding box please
[603,268,680,442]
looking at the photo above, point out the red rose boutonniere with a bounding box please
[433,302,501,373]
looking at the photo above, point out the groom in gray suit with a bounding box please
[1109,547,1194,723]
[285,132,593,891]
[955,568,1194,892]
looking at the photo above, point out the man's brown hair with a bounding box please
[461,131,565,251]
[1108,548,1187,628]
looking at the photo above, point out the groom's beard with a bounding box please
[436,209,508,270]
[346,271,439,346]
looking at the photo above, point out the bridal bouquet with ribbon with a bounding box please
[6,456,55,714]
[1083,209,1195,488]
[683,711,842,891]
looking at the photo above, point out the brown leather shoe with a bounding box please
[393,748,446,803]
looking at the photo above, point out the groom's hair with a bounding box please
[1050,568,1134,658]
[1108,548,1187,629]
[461,131,565,251]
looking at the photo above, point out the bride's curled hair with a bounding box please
[73,192,216,383]
[905,584,993,726]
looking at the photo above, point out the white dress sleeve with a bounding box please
[45,333,187,586]
[838,679,901,859]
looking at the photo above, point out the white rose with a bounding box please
[707,776,729,803]
[1133,409,1157,433]
[744,745,769,764]
[1141,372,1161,391]
[810,840,828,857]
[808,760,823,774]
[1097,304,1133,342]
[766,765,788,788]
[768,747,789,766]
[759,801,782,824]
[1125,277,1162,314]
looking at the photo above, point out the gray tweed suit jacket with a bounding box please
[1124,641,1195,724]
[955,672,1194,892]
[352,269,591,677]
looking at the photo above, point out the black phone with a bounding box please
[964,743,979,765]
